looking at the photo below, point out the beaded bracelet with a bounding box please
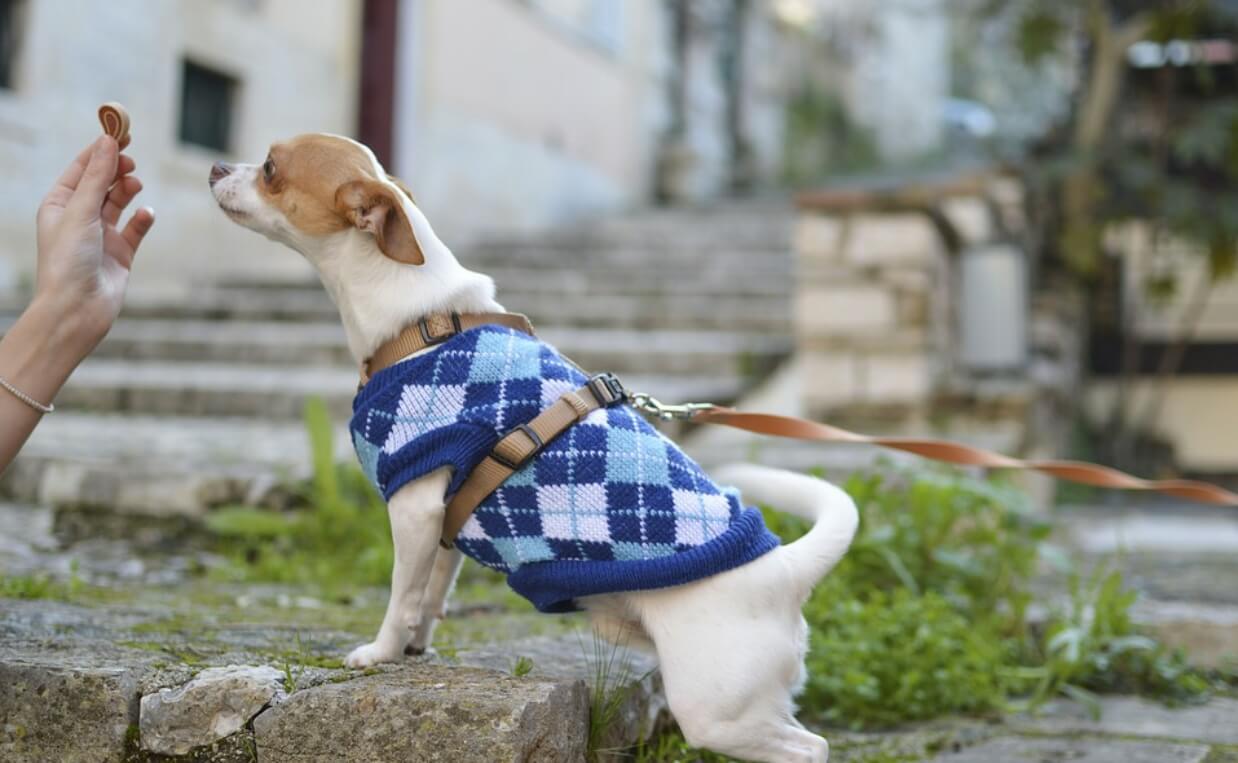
[0,375,54,414]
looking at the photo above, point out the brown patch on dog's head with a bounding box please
[251,134,424,264]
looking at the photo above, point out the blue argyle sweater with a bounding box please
[350,325,780,613]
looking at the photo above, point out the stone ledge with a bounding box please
[795,169,998,214]
[0,598,662,762]
[252,664,588,763]
[1009,696,1238,746]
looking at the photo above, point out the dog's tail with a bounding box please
[713,463,859,596]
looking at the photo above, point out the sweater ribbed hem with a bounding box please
[379,423,498,501]
[507,508,781,613]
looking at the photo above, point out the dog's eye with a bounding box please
[263,159,275,182]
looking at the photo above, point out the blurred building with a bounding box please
[367,0,796,240]
[0,0,361,290]
[0,0,801,289]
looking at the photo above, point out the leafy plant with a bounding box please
[760,467,1212,730]
[206,398,394,593]
[802,585,1006,728]
[1015,566,1209,713]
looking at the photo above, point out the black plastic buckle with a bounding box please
[491,423,544,471]
[417,312,463,346]
[587,373,627,407]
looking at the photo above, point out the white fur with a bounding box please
[210,150,502,362]
[212,138,860,762]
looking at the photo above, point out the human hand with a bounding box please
[33,135,155,353]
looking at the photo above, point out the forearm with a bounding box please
[0,296,99,472]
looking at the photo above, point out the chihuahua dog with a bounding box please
[210,134,858,763]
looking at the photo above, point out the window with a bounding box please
[178,60,238,152]
[0,0,26,90]
[586,0,622,52]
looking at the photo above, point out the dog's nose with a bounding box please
[209,161,234,187]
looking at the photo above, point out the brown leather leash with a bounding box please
[637,400,1238,507]
[363,313,1238,548]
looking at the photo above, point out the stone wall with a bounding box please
[791,170,1081,462]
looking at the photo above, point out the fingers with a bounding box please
[120,206,156,257]
[102,175,143,226]
[66,136,119,220]
[49,141,97,196]
[44,139,135,210]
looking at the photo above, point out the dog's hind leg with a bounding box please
[581,594,656,652]
[346,470,450,668]
[629,552,830,762]
[405,545,464,655]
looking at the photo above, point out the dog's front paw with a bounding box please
[346,641,402,669]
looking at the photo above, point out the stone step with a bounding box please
[111,259,791,325]
[501,211,795,253]
[496,291,792,332]
[120,286,341,322]
[1,413,348,516]
[66,321,788,380]
[1046,502,1238,669]
[56,359,360,418]
[51,359,747,418]
[112,285,792,333]
[89,318,353,366]
[483,263,792,297]
[463,242,792,269]
[0,597,661,762]
[540,327,791,378]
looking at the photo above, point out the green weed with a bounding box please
[0,567,124,604]
[632,730,737,762]
[512,655,535,677]
[581,628,655,762]
[1013,566,1209,713]
[0,573,65,600]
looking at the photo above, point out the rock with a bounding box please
[1009,696,1238,745]
[926,734,1209,763]
[252,663,588,762]
[0,650,144,763]
[140,665,286,756]
[454,635,666,756]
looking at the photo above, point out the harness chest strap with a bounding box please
[440,373,627,547]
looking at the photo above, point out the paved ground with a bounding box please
[2,496,1236,761]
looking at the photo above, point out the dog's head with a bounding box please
[209,133,424,265]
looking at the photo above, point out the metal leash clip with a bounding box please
[629,392,716,421]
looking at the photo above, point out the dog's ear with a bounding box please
[335,179,425,265]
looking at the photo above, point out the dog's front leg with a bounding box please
[405,545,464,655]
[346,470,450,669]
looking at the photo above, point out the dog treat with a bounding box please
[97,102,131,149]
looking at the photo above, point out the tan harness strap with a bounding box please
[362,312,536,383]
[440,374,627,547]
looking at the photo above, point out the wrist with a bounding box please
[26,292,109,357]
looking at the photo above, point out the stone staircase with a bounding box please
[0,201,795,518]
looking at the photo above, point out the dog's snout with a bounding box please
[209,161,234,187]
